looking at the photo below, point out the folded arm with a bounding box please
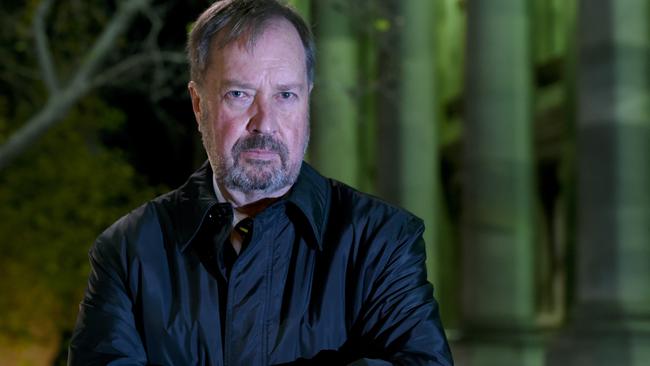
[68,236,148,366]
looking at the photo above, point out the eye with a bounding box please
[279,91,296,100]
[224,90,253,107]
[227,90,245,98]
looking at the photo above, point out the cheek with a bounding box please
[213,111,245,147]
[286,117,310,152]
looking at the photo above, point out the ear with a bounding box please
[188,81,203,129]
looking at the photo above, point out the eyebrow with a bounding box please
[276,83,306,91]
[221,80,256,90]
[221,80,306,92]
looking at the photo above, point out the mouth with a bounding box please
[232,134,288,165]
[240,149,279,160]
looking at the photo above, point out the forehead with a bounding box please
[208,19,307,82]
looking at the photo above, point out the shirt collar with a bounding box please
[175,161,329,252]
[212,173,249,226]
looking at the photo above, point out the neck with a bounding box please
[219,184,291,217]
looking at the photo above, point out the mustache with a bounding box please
[232,134,289,162]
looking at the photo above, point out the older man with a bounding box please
[68,0,453,365]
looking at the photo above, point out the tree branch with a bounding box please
[91,51,186,88]
[70,0,151,88]
[142,3,166,50]
[0,88,82,171]
[140,3,180,102]
[33,0,59,93]
[0,0,152,172]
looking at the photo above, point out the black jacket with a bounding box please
[69,162,453,365]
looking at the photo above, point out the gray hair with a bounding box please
[187,0,315,85]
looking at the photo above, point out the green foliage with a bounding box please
[0,95,164,344]
[372,18,390,32]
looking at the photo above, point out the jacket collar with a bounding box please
[176,161,330,252]
[285,162,330,250]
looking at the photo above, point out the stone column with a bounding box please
[396,0,440,285]
[460,0,541,364]
[547,0,650,365]
[311,0,359,187]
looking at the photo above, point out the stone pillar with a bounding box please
[311,0,359,187]
[459,0,541,364]
[547,0,650,365]
[396,0,440,285]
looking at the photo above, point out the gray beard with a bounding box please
[212,134,303,194]
[219,156,299,194]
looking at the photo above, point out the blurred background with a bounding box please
[0,0,648,365]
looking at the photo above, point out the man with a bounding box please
[68,0,453,365]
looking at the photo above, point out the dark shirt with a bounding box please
[68,162,453,365]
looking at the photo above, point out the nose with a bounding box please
[247,97,277,135]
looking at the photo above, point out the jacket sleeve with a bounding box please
[68,233,148,366]
[353,216,453,366]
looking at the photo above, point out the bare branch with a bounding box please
[0,0,152,171]
[142,3,166,50]
[33,0,59,93]
[91,51,186,88]
[0,87,84,171]
[69,0,152,89]
[139,3,179,102]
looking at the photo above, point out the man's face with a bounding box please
[190,19,311,196]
